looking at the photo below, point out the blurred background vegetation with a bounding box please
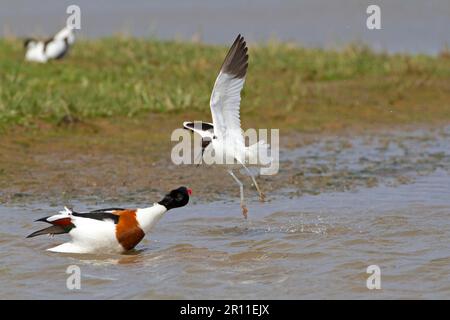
[1,37,449,132]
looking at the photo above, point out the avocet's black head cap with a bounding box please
[158,186,191,210]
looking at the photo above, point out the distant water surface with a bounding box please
[1,0,449,54]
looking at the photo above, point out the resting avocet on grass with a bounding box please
[183,35,269,218]
[24,26,75,63]
[27,187,191,254]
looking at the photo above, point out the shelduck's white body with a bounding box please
[46,204,166,254]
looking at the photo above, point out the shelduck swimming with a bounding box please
[24,26,75,63]
[27,187,191,254]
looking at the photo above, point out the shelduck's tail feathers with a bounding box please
[35,206,73,224]
[35,216,50,223]
[59,206,73,215]
[26,225,67,238]
[28,206,75,237]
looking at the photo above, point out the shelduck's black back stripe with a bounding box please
[88,208,125,213]
[72,208,122,224]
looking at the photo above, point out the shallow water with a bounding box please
[1,127,450,299]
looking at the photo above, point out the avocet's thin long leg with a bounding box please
[194,150,202,167]
[228,169,248,219]
[240,162,265,202]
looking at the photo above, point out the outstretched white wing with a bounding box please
[209,35,248,150]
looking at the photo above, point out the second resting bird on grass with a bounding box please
[24,25,75,63]
[183,35,271,218]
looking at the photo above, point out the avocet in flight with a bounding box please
[183,35,271,218]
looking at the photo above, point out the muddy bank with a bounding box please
[1,117,449,206]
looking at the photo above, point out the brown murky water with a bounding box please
[1,126,449,299]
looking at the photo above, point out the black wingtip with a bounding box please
[35,217,49,223]
[220,34,248,79]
